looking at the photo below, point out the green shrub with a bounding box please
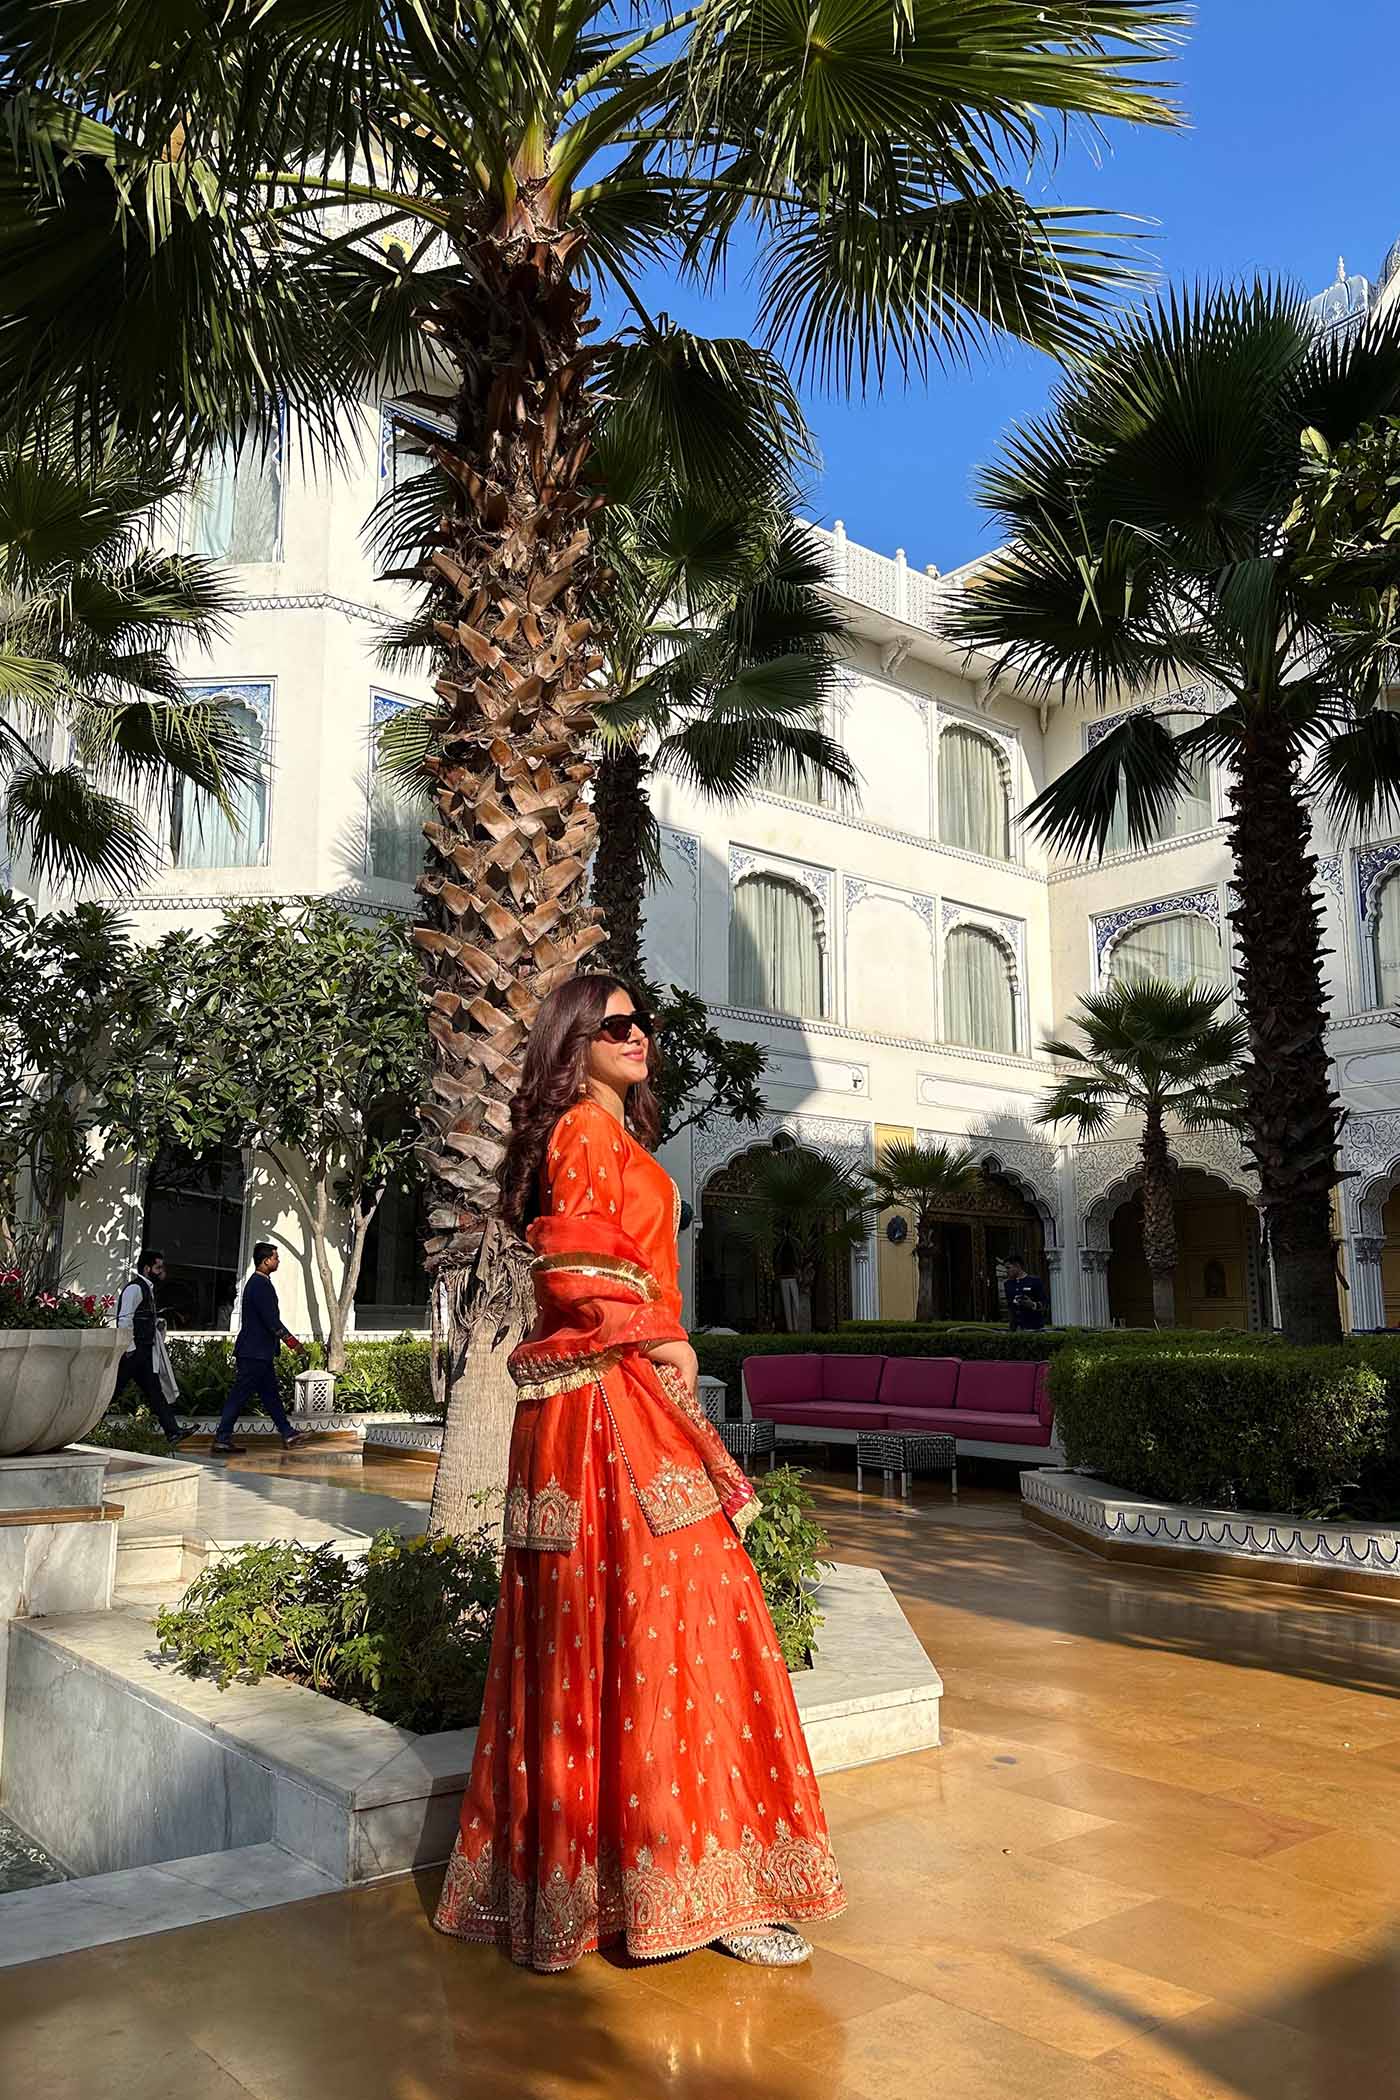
[156,1528,498,1732]
[84,1407,175,1456]
[742,1466,829,1669]
[160,1333,438,1417]
[1049,1344,1387,1511]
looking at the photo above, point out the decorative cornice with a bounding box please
[85,885,417,921]
[1046,827,1221,882]
[698,780,1039,880]
[692,1107,874,1190]
[709,1002,1052,1073]
[237,591,403,629]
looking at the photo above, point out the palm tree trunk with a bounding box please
[1228,729,1343,1343]
[914,1224,935,1322]
[1139,1108,1177,1328]
[413,196,608,1538]
[591,742,650,981]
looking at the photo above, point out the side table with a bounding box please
[719,1417,777,1473]
[856,1430,957,1500]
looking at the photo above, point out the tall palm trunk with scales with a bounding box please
[416,201,608,1536]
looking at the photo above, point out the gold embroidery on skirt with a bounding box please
[531,1251,658,1300]
[504,1476,583,1551]
[435,1822,844,1971]
[637,1460,721,1535]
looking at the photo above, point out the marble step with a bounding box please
[0,1842,341,1966]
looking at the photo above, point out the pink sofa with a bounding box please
[743,1352,1057,1463]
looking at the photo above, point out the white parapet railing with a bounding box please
[803,519,951,633]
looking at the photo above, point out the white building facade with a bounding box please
[53,244,1400,1340]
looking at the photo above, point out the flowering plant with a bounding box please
[0,1271,115,1330]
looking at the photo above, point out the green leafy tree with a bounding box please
[865,1139,982,1323]
[946,282,1400,1343]
[733,1145,871,1332]
[0,892,146,1278]
[1038,977,1247,1328]
[0,448,248,886]
[106,901,424,1373]
[4,0,1183,1524]
[649,983,767,1148]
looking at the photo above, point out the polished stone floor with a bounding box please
[8,1477,1400,2099]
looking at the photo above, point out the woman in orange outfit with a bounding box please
[434,974,844,1971]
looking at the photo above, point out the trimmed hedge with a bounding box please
[115,1334,438,1418]
[1049,1343,1388,1511]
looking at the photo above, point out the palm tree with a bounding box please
[590,499,856,982]
[3,2,1184,1524]
[0,448,247,887]
[946,283,1400,1344]
[864,1139,982,1322]
[731,1145,871,1333]
[1038,977,1246,1327]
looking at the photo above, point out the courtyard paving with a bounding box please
[6,1470,1400,2098]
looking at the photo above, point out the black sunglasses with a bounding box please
[594,1010,654,1044]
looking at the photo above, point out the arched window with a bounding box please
[1110,913,1223,990]
[943,926,1016,1053]
[1374,874,1400,1005]
[938,727,1010,859]
[368,692,425,884]
[1105,711,1213,851]
[729,874,823,1017]
[171,689,269,869]
[141,1141,246,1331]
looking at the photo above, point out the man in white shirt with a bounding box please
[114,1249,187,1452]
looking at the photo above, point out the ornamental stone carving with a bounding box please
[692,1110,873,1193]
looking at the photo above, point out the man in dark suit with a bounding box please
[1003,1255,1050,1332]
[211,1243,312,1454]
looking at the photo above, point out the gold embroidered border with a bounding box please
[504,1476,582,1551]
[510,1345,625,1397]
[636,1460,721,1536]
[533,1250,658,1301]
[435,1821,845,1972]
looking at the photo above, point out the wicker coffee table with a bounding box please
[856,1430,957,1499]
[720,1417,777,1472]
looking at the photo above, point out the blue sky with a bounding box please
[630,1,1400,571]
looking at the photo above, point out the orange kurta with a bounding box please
[434,1099,844,1970]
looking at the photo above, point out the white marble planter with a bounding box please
[0,1328,131,1456]
[2,1563,940,1887]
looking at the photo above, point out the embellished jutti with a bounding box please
[434,1098,845,1970]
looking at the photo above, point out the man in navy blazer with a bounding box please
[211,1243,312,1454]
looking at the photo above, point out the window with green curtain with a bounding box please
[938,726,1009,858]
[1109,912,1223,989]
[170,691,269,869]
[943,925,1016,1052]
[1105,711,1213,852]
[185,433,282,563]
[1374,876,1400,1004]
[729,874,823,1017]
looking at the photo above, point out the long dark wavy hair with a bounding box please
[499,974,662,1232]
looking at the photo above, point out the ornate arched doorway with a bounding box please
[698,1145,854,1332]
[902,1168,1045,1324]
[1106,1167,1264,1329]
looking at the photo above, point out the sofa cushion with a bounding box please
[743,1355,821,1408]
[881,1407,1051,1446]
[758,1402,890,1432]
[820,1355,886,1405]
[877,1357,961,1410]
[954,1361,1042,1415]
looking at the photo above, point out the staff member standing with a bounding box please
[113,1249,187,1453]
[211,1244,312,1455]
[1003,1254,1050,1332]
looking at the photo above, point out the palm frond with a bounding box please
[3,762,156,889]
[1306,707,1400,835]
[1021,708,1197,858]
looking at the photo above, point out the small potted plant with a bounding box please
[0,1271,125,1455]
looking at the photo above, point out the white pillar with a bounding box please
[1079,1247,1111,1327]
[852,1236,877,1321]
[894,546,908,622]
[830,518,848,592]
[1346,1235,1387,1330]
[1044,1247,1066,1326]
